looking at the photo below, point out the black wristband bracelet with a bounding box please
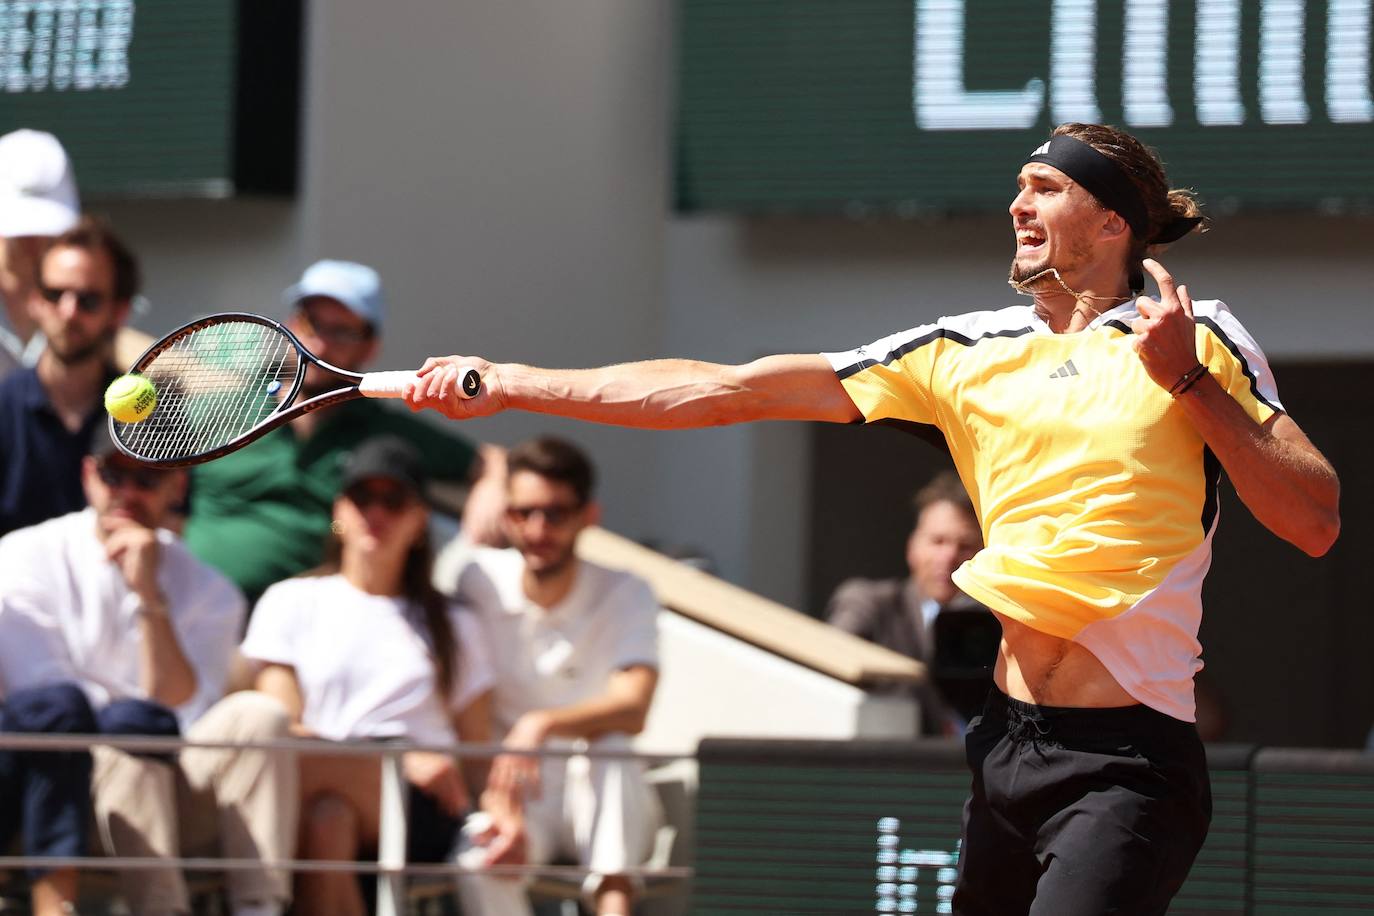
[1169,363,1207,397]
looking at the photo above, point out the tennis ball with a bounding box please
[104,374,157,424]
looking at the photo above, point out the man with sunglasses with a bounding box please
[0,428,297,916]
[182,259,507,607]
[0,216,140,537]
[437,436,662,916]
[0,130,153,383]
[0,129,81,379]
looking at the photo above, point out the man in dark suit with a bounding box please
[826,471,997,735]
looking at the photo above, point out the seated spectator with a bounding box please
[183,259,507,607]
[241,436,498,916]
[0,129,151,379]
[436,436,663,916]
[826,471,997,735]
[0,129,80,376]
[0,427,296,916]
[0,216,138,536]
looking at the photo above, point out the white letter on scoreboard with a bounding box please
[914,0,1044,130]
[99,0,132,89]
[1196,0,1245,125]
[1123,0,1174,126]
[1051,0,1102,123]
[27,2,54,91]
[1260,0,1311,124]
[1327,0,1374,122]
[52,2,78,91]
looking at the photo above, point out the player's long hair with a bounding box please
[1052,123,1204,269]
[310,526,458,698]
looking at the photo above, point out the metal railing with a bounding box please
[0,733,694,916]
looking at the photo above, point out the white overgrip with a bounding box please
[358,371,419,399]
[358,368,482,399]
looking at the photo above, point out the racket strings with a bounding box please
[114,321,303,461]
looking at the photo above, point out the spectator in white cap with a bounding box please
[0,129,80,375]
[0,129,152,379]
[183,259,509,608]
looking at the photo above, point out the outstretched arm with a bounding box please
[1133,259,1340,557]
[403,353,862,428]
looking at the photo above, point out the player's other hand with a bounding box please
[1131,258,1202,391]
[405,356,504,420]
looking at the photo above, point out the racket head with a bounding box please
[110,313,310,467]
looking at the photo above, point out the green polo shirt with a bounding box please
[183,399,477,604]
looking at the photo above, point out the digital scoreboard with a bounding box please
[0,0,301,197]
[676,0,1374,214]
[692,739,1374,915]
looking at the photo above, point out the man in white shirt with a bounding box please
[0,429,297,916]
[436,436,662,916]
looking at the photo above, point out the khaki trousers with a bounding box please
[91,691,298,915]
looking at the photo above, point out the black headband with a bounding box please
[1026,134,1202,289]
[1026,135,1150,238]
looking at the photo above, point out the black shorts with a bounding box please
[953,689,1212,916]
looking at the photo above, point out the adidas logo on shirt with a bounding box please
[1050,360,1079,379]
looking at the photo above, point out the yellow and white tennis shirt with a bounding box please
[823,300,1281,721]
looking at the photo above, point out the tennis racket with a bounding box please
[108,312,480,468]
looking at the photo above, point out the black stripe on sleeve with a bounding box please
[1194,316,1281,415]
[834,325,1035,381]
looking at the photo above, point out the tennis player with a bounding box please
[405,123,1340,915]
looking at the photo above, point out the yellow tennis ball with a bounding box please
[104,374,157,424]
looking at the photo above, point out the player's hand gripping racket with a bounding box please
[109,312,481,467]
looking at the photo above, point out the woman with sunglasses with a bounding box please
[240,436,500,916]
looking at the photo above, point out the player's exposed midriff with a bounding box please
[992,612,1140,709]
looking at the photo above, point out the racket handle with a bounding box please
[358,369,482,399]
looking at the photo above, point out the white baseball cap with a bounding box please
[0,129,80,239]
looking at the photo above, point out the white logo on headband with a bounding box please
[1030,141,1051,157]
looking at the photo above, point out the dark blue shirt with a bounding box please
[0,368,112,537]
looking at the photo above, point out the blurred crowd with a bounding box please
[0,129,664,916]
[0,129,998,916]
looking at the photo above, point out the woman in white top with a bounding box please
[241,437,497,916]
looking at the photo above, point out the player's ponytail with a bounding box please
[1164,187,1204,232]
